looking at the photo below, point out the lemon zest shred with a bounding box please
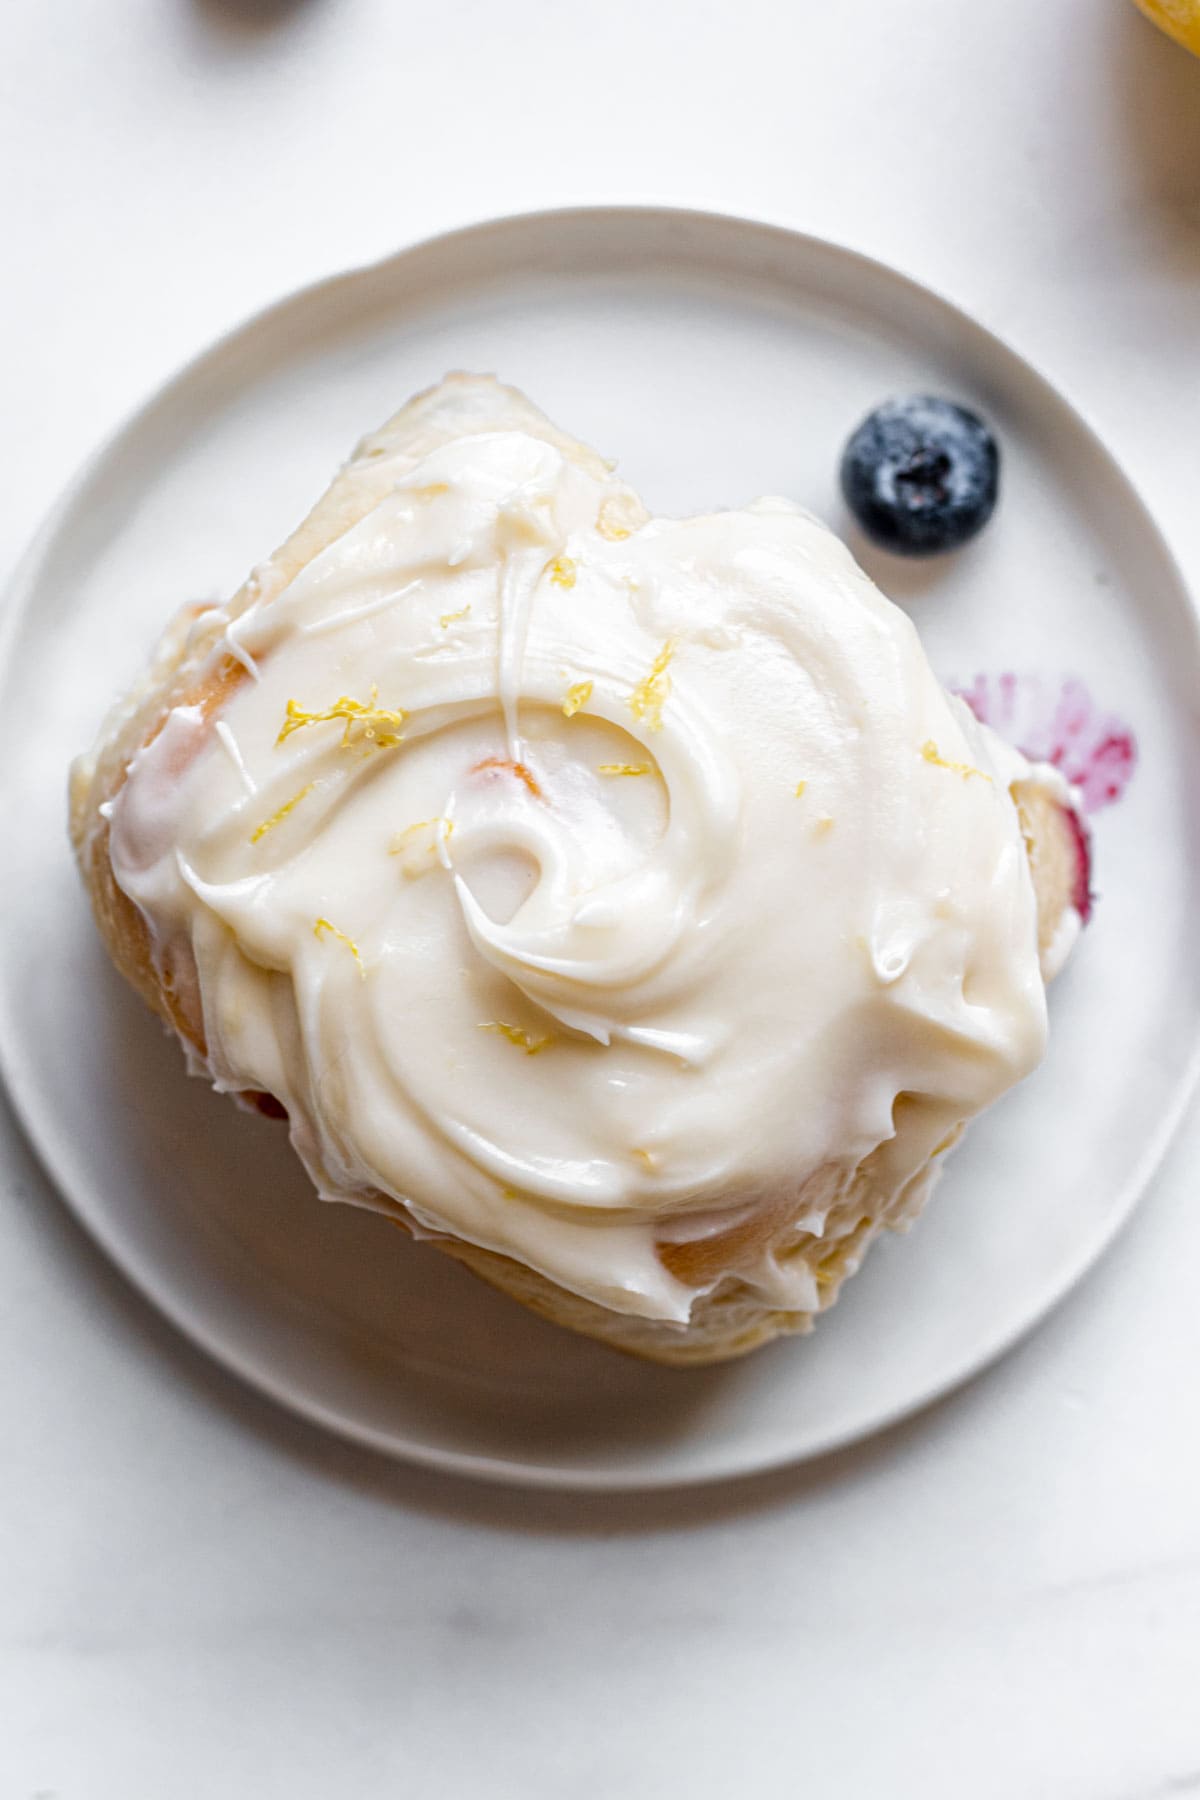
[628,640,673,732]
[562,680,593,718]
[814,813,835,836]
[388,817,454,855]
[313,916,365,977]
[438,604,471,629]
[277,684,407,751]
[478,1020,554,1056]
[921,739,993,785]
[794,779,807,799]
[632,1147,657,1170]
[549,555,577,590]
[598,762,650,777]
[249,783,315,844]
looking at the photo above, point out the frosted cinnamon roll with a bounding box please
[69,375,1088,1363]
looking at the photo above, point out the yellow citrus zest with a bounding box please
[628,641,673,732]
[388,817,454,854]
[562,680,593,718]
[278,685,406,751]
[478,1020,553,1055]
[249,783,314,843]
[549,555,577,590]
[921,739,992,785]
[388,817,454,879]
[313,917,365,977]
[439,604,471,629]
[598,763,650,777]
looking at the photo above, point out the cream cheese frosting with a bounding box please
[105,425,1052,1324]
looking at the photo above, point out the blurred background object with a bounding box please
[1132,0,1200,55]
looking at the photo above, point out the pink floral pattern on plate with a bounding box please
[955,673,1137,813]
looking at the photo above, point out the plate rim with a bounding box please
[3,201,1200,1492]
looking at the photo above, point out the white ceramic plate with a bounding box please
[3,208,1198,1490]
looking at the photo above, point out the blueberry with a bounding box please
[839,395,1000,556]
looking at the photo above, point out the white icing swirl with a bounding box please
[108,430,1049,1323]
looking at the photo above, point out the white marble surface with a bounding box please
[3,1,1200,1793]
